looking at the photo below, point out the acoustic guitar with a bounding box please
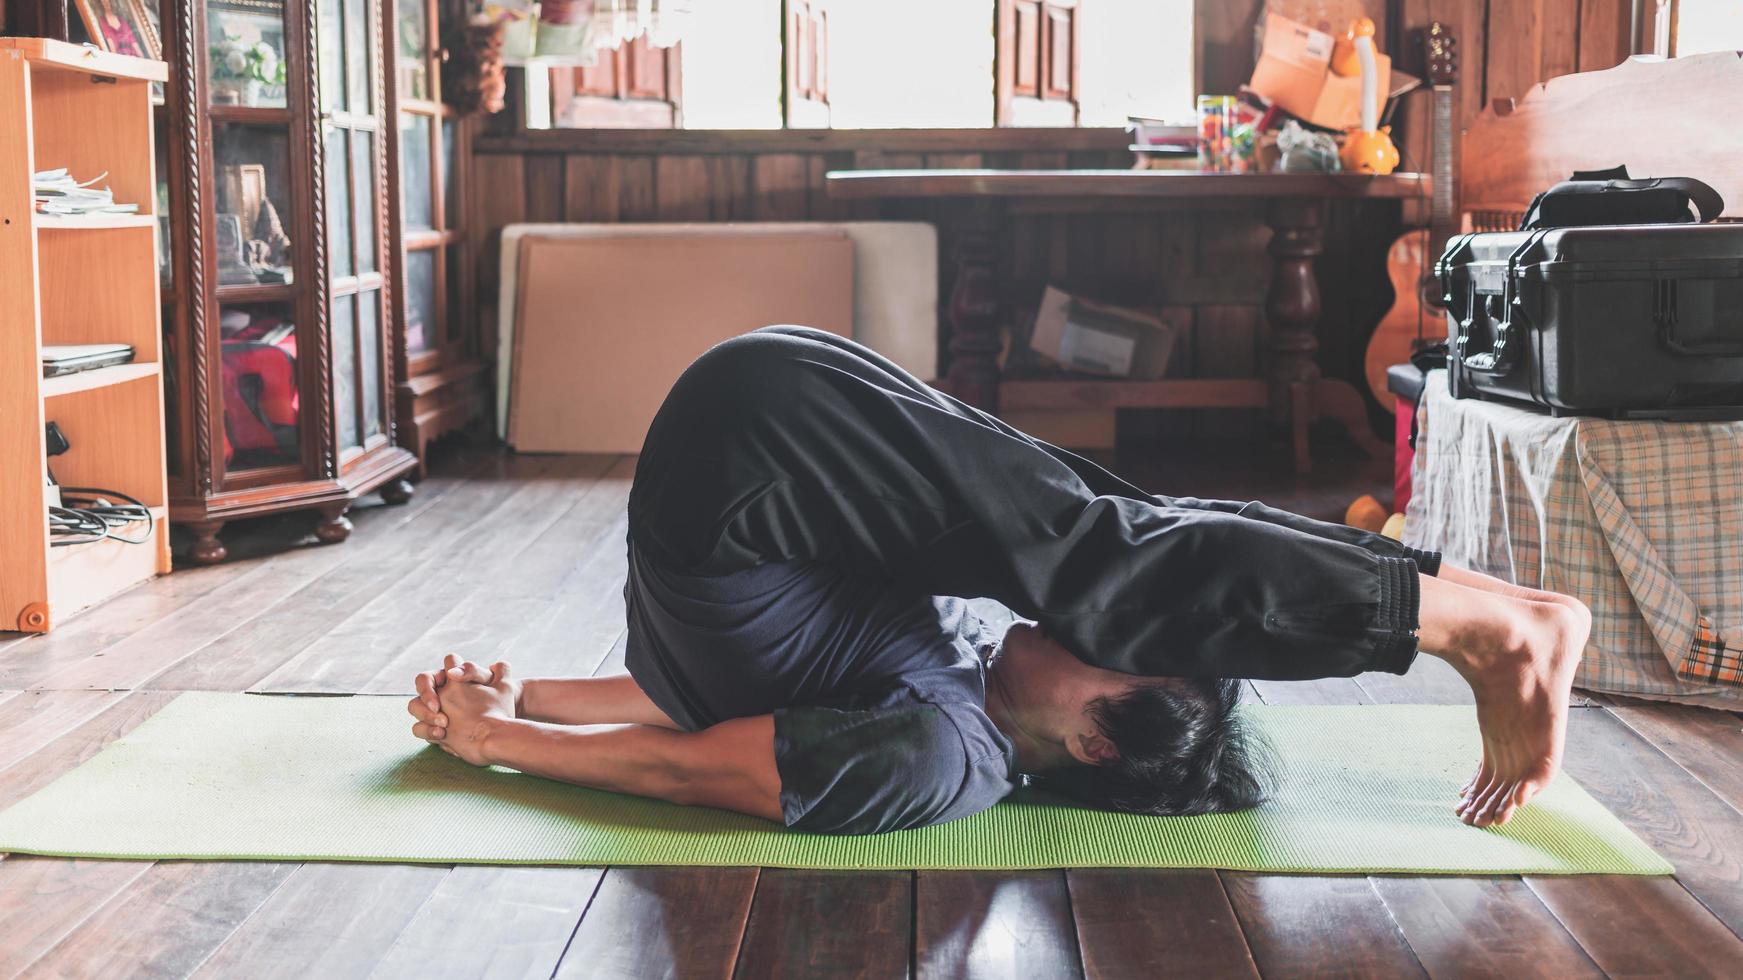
[1364,23,1459,407]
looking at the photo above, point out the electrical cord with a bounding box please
[48,486,154,547]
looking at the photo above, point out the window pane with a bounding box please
[207,0,288,109]
[677,0,782,129]
[319,0,342,112]
[1676,0,1743,55]
[324,126,353,279]
[352,132,378,273]
[440,118,457,222]
[346,0,373,113]
[815,0,995,128]
[400,113,433,231]
[1076,0,1195,125]
[397,0,428,99]
[220,299,301,471]
[359,289,385,438]
[155,122,171,285]
[405,247,436,353]
[331,292,359,450]
[213,123,296,287]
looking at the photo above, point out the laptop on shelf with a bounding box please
[41,344,135,378]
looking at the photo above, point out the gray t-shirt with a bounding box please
[624,545,1019,835]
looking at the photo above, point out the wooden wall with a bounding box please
[468,0,1642,441]
[469,133,1400,439]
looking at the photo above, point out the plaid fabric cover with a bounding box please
[1405,371,1743,706]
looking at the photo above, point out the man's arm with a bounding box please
[518,675,682,729]
[480,714,785,824]
[413,660,681,730]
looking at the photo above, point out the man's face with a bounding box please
[991,620,1127,768]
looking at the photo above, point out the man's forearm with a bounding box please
[480,715,783,823]
[518,675,681,729]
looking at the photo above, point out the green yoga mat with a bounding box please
[0,692,1669,875]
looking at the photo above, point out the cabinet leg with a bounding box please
[187,521,228,565]
[1291,381,1313,476]
[380,478,414,506]
[942,200,1004,413]
[313,504,353,544]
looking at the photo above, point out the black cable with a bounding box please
[48,486,155,547]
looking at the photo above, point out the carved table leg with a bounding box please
[942,200,1005,413]
[1265,199,1389,474]
[380,478,415,506]
[187,521,228,565]
[313,503,353,544]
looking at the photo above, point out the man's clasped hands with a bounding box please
[405,654,523,767]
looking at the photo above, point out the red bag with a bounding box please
[220,339,299,466]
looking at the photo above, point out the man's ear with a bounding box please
[1068,731,1120,767]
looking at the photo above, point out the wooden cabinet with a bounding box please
[153,0,417,563]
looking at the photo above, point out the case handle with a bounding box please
[1655,279,1743,355]
[1457,231,1549,375]
[1456,291,1519,374]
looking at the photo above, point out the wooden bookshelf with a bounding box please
[0,38,171,634]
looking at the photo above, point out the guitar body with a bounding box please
[1366,228,1430,406]
[1363,22,1459,407]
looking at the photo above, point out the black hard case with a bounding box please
[1435,224,1743,419]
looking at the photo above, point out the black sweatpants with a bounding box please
[627,327,1440,681]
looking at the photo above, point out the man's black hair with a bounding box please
[1036,677,1272,816]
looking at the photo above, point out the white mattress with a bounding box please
[495,222,939,439]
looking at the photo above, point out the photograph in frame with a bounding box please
[74,0,162,60]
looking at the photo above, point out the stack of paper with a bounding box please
[1126,116,1197,155]
[33,169,139,216]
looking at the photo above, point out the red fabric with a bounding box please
[1394,394,1415,514]
[220,340,298,464]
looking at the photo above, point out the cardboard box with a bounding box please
[1247,13,1387,131]
[1028,286,1176,379]
[507,232,854,453]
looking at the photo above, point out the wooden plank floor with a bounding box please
[3,442,1742,979]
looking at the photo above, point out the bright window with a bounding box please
[1675,0,1743,55]
[548,0,1195,130]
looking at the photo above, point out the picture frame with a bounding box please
[74,0,162,61]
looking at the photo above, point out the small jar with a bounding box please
[1197,95,1237,172]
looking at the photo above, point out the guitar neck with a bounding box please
[1429,83,1457,257]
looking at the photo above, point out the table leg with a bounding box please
[1265,199,1389,474]
[943,201,1004,413]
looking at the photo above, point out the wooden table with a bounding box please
[825,169,1430,473]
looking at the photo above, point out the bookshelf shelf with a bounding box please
[2,39,170,634]
[40,362,161,398]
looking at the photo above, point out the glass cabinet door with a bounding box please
[318,0,392,458]
[397,0,465,366]
[206,0,306,480]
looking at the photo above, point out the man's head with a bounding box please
[983,621,1270,816]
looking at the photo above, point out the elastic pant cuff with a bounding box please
[1372,555,1422,674]
[1401,547,1443,577]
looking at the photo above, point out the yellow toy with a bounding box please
[1338,18,1399,175]
[1342,126,1401,174]
[1344,494,1407,541]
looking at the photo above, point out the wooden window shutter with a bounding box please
[549,37,685,128]
[997,0,1080,126]
[784,0,831,128]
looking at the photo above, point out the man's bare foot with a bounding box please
[1416,572,1590,827]
[1437,596,1588,827]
